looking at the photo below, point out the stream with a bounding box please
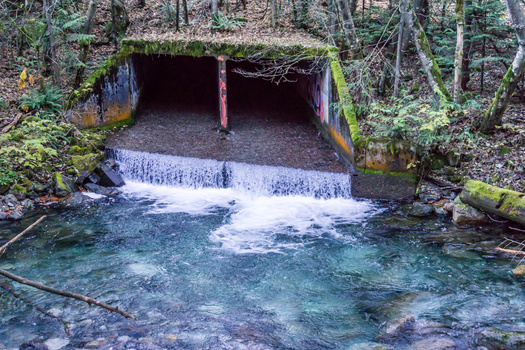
[0,150,524,349]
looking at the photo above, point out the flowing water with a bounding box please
[0,150,524,349]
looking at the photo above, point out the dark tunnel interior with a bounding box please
[132,54,313,122]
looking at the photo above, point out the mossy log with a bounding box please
[460,180,525,226]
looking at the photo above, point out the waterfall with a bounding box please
[108,149,352,199]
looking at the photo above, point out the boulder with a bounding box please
[84,183,120,196]
[10,184,27,201]
[478,329,525,350]
[8,208,24,221]
[452,197,487,226]
[0,183,9,195]
[52,172,77,197]
[446,149,461,167]
[95,164,125,187]
[410,337,455,350]
[380,314,416,338]
[0,211,7,220]
[60,192,92,207]
[409,202,435,217]
[71,153,102,172]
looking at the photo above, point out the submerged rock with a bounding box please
[478,329,525,349]
[410,337,455,350]
[409,202,435,217]
[84,183,120,196]
[60,192,93,207]
[43,338,69,350]
[512,265,525,277]
[350,342,393,350]
[8,208,24,221]
[20,339,49,350]
[382,314,416,337]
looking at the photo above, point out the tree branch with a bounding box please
[0,215,46,258]
[0,269,137,320]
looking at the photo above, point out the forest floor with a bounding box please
[1,0,524,193]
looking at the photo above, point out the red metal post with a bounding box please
[218,56,229,131]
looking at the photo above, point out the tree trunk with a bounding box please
[350,0,357,14]
[211,0,218,14]
[176,0,180,31]
[406,7,452,103]
[453,0,465,103]
[137,0,145,7]
[393,0,408,98]
[271,0,277,27]
[460,0,472,91]
[337,0,360,59]
[43,0,61,86]
[479,0,525,133]
[75,0,98,87]
[182,0,188,24]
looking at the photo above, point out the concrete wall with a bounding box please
[67,61,139,128]
[68,49,417,199]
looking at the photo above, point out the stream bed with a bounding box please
[0,156,524,349]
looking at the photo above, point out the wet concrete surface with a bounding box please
[106,106,348,173]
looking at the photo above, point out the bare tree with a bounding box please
[43,0,61,85]
[406,5,452,103]
[337,0,360,59]
[75,0,98,87]
[453,0,465,103]
[479,0,525,132]
[393,0,408,98]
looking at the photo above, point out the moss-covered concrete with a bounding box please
[123,38,337,59]
[460,179,525,225]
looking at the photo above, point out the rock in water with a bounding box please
[84,183,120,196]
[96,164,125,187]
[452,197,487,226]
[409,202,435,217]
[8,208,23,221]
[43,338,70,350]
[52,172,77,197]
[410,337,455,350]
[512,265,525,277]
[478,329,525,349]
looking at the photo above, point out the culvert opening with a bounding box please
[133,54,218,112]
[105,53,347,173]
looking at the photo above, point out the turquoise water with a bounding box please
[0,156,524,349]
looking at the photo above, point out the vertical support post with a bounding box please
[218,55,229,131]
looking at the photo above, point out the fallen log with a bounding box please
[2,113,23,133]
[496,247,525,256]
[0,215,46,258]
[0,268,137,320]
[460,180,525,226]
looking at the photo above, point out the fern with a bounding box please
[67,33,95,43]
[19,85,63,117]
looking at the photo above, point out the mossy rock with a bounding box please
[71,153,103,172]
[10,184,27,201]
[431,157,446,170]
[68,145,91,155]
[52,172,77,197]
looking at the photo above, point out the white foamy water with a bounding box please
[122,181,378,254]
[112,149,379,254]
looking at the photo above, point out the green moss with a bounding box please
[357,168,417,180]
[85,116,135,132]
[124,38,336,59]
[328,53,360,147]
[66,45,134,109]
[11,184,27,195]
[71,153,102,172]
[52,172,66,191]
[462,179,525,223]
[480,65,516,132]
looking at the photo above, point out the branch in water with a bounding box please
[0,280,70,335]
[0,268,137,320]
[0,215,47,258]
